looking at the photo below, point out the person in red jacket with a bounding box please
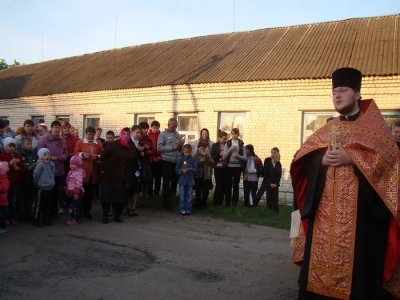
[74,126,103,219]
[0,138,24,226]
[147,120,161,198]
[0,162,10,233]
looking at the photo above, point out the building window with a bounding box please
[136,114,155,126]
[177,114,198,144]
[84,115,100,129]
[302,112,336,143]
[382,111,400,130]
[56,115,70,124]
[219,112,246,140]
[302,111,400,143]
[31,116,45,126]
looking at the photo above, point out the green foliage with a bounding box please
[0,59,22,70]
[145,195,292,230]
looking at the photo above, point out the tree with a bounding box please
[0,59,22,70]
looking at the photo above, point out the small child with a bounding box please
[32,148,55,227]
[17,137,37,221]
[65,155,85,225]
[175,144,197,216]
[194,142,214,209]
[0,162,10,233]
[0,137,24,226]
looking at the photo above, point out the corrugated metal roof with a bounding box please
[0,14,398,99]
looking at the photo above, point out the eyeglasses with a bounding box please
[332,88,352,96]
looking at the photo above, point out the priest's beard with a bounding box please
[335,99,359,116]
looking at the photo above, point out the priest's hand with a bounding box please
[322,145,353,167]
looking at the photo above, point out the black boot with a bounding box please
[114,216,123,223]
[33,219,45,228]
[42,218,54,226]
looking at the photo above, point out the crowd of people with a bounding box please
[0,117,282,232]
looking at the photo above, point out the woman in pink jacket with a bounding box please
[73,126,103,219]
[65,156,85,225]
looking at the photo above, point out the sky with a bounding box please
[1,0,400,65]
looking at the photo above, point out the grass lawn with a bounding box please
[145,196,292,231]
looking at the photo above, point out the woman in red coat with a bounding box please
[73,126,103,219]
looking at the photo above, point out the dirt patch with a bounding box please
[1,233,156,290]
[0,206,298,300]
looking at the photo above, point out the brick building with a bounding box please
[0,14,399,202]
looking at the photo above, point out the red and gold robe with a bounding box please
[291,99,400,299]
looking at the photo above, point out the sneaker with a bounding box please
[0,228,6,233]
[10,220,18,226]
[108,211,113,216]
[58,207,65,215]
[66,220,77,225]
[67,208,72,214]
[181,212,186,216]
[102,216,109,224]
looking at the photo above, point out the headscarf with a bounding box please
[119,127,130,148]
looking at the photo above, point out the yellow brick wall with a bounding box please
[1,76,399,200]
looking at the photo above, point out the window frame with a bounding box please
[381,111,400,130]
[176,113,198,144]
[301,112,337,143]
[56,115,71,124]
[218,112,246,140]
[83,114,100,130]
[135,114,155,126]
[31,116,45,126]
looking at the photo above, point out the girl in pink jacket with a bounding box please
[65,155,85,225]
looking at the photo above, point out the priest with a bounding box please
[291,67,400,299]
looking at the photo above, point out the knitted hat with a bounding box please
[70,155,82,165]
[38,148,50,160]
[0,162,8,176]
[3,137,16,149]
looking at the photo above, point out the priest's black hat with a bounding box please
[332,67,362,91]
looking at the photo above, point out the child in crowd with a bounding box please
[243,144,263,207]
[194,142,214,209]
[175,144,197,216]
[0,138,24,226]
[0,162,10,233]
[37,124,48,136]
[65,155,85,225]
[32,148,55,227]
[255,147,282,211]
[148,121,161,198]
[104,130,115,148]
[17,137,37,221]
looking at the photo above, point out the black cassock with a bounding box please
[296,152,392,300]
